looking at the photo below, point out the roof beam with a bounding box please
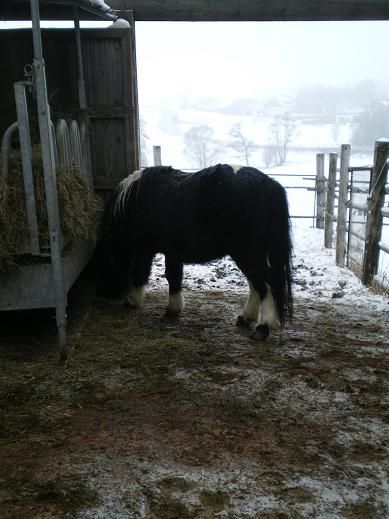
[110,0,389,22]
[2,0,389,21]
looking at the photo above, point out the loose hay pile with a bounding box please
[0,146,102,277]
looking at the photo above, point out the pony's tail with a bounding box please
[267,183,293,326]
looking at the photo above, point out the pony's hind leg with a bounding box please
[233,254,279,340]
[165,256,184,316]
[251,282,280,340]
[237,280,260,327]
[126,253,154,309]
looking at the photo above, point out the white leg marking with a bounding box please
[127,285,146,308]
[260,283,280,330]
[167,292,184,315]
[243,281,260,323]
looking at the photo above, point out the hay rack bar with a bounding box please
[0,0,113,360]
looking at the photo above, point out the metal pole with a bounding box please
[14,83,40,255]
[73,6,94,183]
[73,6,87,110]
[30,0,67,360]
[1,122,18,180]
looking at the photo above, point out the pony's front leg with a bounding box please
[165,256,184,316]
[126,253,154,309]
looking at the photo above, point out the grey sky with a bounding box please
[135,21,389,105]
[2,18,388,104]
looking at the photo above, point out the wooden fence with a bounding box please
[316,139,389,291]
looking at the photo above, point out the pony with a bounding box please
[95,164,293,340]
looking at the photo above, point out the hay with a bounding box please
[0,146,102,277]
[0,174,28,274]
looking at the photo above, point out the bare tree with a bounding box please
[229,123,256,166]
[268,113,295,166]
[184,125,219,168]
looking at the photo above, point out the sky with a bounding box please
[2,18,389,106]
[135,21,389,106]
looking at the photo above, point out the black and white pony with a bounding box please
[96,164,293,340]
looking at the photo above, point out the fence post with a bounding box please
[325,152,337,248]
[315,153,325,229]
[153,145,162,166]
[336,144,350,267]
[362,139,389,286]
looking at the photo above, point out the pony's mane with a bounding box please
[113,169,142,220]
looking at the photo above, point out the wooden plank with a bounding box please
[89,117,128,185]
[127,11,140,171]
[0,29,84,137]
[88,108,136,118]
[336,144,350,267]
[153,146,162,166]
[362,139,389,285]
[315,153,325,229]
[79,29,138,187]
[120,17,139,172]
[4,0,389,21]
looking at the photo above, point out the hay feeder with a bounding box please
[0,0,117,360]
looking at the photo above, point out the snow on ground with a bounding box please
[292,223,388,310]
[3,214,388,519]
[148,219,389,314]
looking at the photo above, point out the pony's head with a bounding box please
[95,235,132,299]
[95,171,141,298]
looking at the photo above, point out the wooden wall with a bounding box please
[81,29,139,191]
[0,28,139,193]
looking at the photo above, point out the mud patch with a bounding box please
[0,277,388,518]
